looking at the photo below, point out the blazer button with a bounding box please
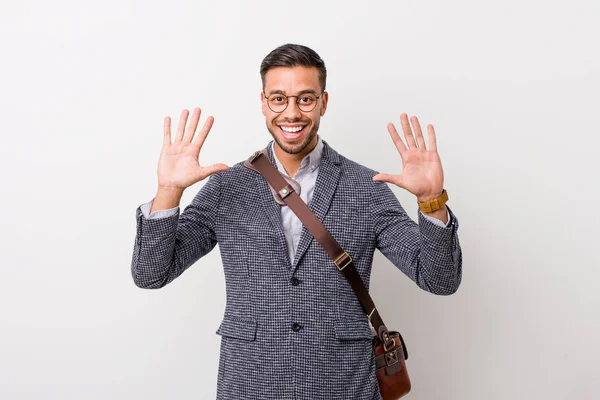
[291,277,301,286]
[292,322,302,332]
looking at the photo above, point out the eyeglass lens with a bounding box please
[268,94,318,112]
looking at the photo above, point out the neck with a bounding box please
[273,136,319,178]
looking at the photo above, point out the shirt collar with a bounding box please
[270,136,324,174]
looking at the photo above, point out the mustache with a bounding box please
[275,118,309,124]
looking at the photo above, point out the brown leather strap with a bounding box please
[244,148,302,205]
[247,150,408,358]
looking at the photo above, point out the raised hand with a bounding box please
[157,107,229,190]
[372,113,444,202]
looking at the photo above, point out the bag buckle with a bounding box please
[334,252,352,271]
[383,332,395,352]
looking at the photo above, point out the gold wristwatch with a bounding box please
[417,189,448,213]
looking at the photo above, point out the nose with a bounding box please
[281,98,303,120]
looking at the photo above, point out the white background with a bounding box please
[1,0,598,399]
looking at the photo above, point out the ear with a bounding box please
[320,91,329,116]
[261,92,267,116]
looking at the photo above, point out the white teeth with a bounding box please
[280,126,304,133]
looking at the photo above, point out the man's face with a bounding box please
[261,66,328,155]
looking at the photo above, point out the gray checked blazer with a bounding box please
[131,139,462,400]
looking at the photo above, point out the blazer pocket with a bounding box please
[333,319,373,341]
[216,316,258,341]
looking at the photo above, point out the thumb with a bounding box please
[206,163,229,175]
[372,173,404,188]
[198,163,229,180]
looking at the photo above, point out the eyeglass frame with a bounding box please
[263,91,326,113]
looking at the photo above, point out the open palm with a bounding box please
[158,107,228,190]
[372,113,444,201]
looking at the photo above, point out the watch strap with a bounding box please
[417,189,448,213]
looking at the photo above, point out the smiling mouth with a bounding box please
[278,125,307,140]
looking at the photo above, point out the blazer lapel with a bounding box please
[291,141,341,273]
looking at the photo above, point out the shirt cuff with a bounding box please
[419,208,451,227]
[139,198,179,219]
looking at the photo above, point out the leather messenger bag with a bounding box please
[244,149,411,399]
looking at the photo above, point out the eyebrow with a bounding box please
[267,89,319,96]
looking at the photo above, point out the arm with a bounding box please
[139,199,179,219]
[370,180,462,295]
[370,113,461,294]
[131,107,228,289]
[131,172,222,289]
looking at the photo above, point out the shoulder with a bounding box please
[212,160,256,187]
[324,141,379,183]
[339,154,378,179]
[326,142,398,206]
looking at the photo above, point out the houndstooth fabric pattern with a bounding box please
[131,139,463,400]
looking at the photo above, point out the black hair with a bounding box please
[260,43,327,92]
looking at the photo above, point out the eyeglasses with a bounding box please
[264,91,324,113]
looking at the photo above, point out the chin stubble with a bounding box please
[267,120,320,155]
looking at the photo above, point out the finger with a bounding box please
[428,124,437,152]
[372,173,394,183]
[184,107,201,143]
[200,163,230,179]
[372,173,403,188]
[400,113,417,149]
[175,109,189,143]
[193,115,215,149]
[387,123,407,155]
[410,116,426,150]
[163,116,171,146]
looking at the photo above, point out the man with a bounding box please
[131,43,462,400]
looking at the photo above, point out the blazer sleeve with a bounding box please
[130,172,222,289]
[370,180,462,295]
[139,198,179,219]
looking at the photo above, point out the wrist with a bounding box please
[150,186,184,214]
[156,186,184,203]
[421,205,446,215]
[417,190,444,203]
[157,185,185,195]
[420,205,449,225]
[417,189,449,214]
